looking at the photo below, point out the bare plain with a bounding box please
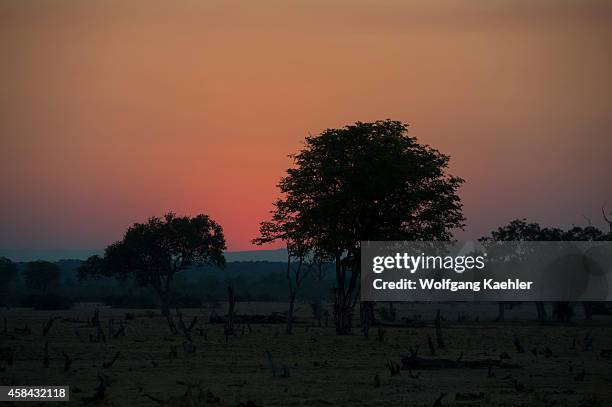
[1,304,611,406]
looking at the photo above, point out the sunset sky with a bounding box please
[1,0,611,253]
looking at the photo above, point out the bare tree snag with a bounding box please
[513,336,525,353]
[487,365,495,378]
[535,302,547,323]
[433,393,446,407]
[386,359,401,376]
[90,309,99,327]
[360,302,374,338]
[284,248,317,335]
[62,351,72,372]
[574,369,586,381]
[182,341,196,354]
[376,326,386,342]
[603,203,612,233]
[0,347,14,366]
[401,353,521,370]
[166,314,178,335]
[428,336,437,356]
[96,321,106,343]
[142,393,163,404]
[15,324,31,335]
[113,320,126,339]
[42,341,49,368]
[107,319,114,338]
[435,309,445,349]
[187,316,198,332]
[456,352,463,363]
[496,303,505,322]
[81,374,111,405]
[265,351,290,378]
[175,309,192,341]
[42,316,59,336]
[226,282,236,335]
[102,351,120,368]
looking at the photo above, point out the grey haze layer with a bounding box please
[0,248,288,262]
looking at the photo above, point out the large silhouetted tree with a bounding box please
[79,213,226,316]
[23,260,61,294]
[256,120,464,334]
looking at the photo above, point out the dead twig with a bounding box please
[401,353,521,370]
[433,392,446,407]
[512,336,525,353]
[42,316,59,336]
[386,359,401,376]
[102,351,120,368]
[43,341,49,368]
[81,374,111,405]
[113,320,126,339]
[265,351,290,378]
[427,335,436,356]
[435,309,445,349]
[62,351,72,372]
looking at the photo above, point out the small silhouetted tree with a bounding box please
[254,210,319,334]
[0,257,18,299]
[23,260,61,294]
[481,219,560,322]
[281,245,311,335]
[563,224,611,319]
[482,219,611,322]
[79,213,226,318]
[256,120,464,334]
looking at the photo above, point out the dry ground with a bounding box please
[1,304,611,406]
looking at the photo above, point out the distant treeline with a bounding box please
[0,259,334,310]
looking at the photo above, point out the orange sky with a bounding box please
[1,0,611,251]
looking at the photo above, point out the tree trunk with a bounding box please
[314,298,323,327]
[333,256,358,335]
[333,256,346,334]
[226,282,236,335]
[156,290,177,334]
[535,302,547,323]
[334,289,354,335]
[334,284,353,335]
[388,302,396,321]
[160,293,171,316]
[435,309,445,349]
[286,293,296,335]
[582,302,593,320]
[496,302,505,322]
[360,301,374,338]
[335,305,352,334]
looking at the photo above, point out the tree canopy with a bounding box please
[23,260,61,293]
[483,218,611,242]
[79,212,226,313]
[0,256,18,290]
[258,120,464,252]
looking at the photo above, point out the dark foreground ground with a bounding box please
[1,304,611,406]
